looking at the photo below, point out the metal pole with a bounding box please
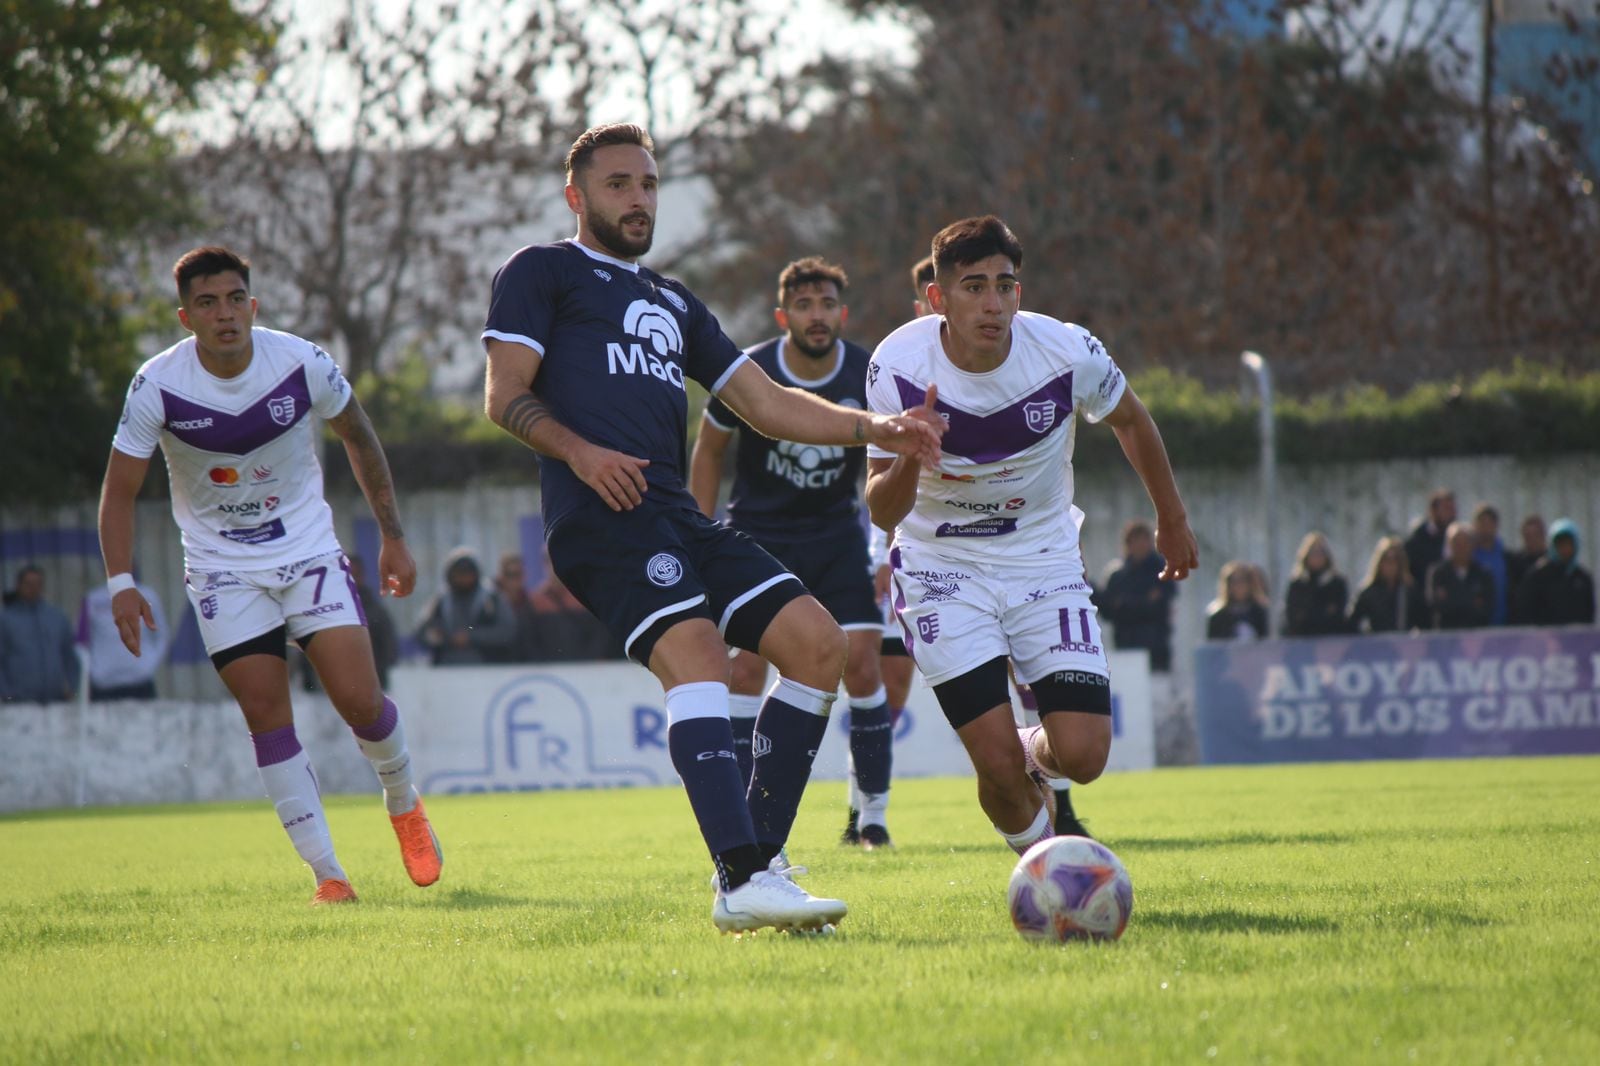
[1240,351,1279,627]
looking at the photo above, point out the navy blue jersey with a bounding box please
[704,336,871,542]
[483,240,748,531]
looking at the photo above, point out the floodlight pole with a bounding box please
[1240,351,1280,609]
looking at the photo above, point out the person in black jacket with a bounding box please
[1506,514,1547,623]
[1284,532,1349,637]
[1349,536,1423,634]
[1206,560,1270,640]
[1515,519,1595,627]
[1098,520,1176,671]
[1404,488,1456,586]
[1425,523,1495,630]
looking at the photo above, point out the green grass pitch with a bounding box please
[3,757,1598,1064]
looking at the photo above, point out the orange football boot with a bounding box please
[390,797,443,887]
[311,878,358,905]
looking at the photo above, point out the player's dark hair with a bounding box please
[931,216,1023,279]
[776,257,848,307]
[565,123,655,183]
[911,255,935,296]
[1473,503,1498,524]
[173,246,250,300]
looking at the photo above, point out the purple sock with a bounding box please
[351,696,398,743]
[252,726,302,767]
[747,678,835,859]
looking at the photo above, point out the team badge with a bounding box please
[916,614,940,643]
[646,553,683,587]
[659,288,688,313]
[1023,400,1057,434]
[200,595,219,620]
[268,395,297,426]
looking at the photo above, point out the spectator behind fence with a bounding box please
[527,552,617,662]
[1426,522,1495,630]
[1514,519,1595,627]
[416,548,516,665]
[1404,488,1456,586]
[1471,503,1509,626]
[1507,514,1547,622]
[493,551,540,663]
[1205,561,1270,640]
[348,554,398,688]
[77,573,168,700]
[1097,520,1176,671]
[1284,532,1349,637]
[0,565,81,702]
[1349,536,1422,635]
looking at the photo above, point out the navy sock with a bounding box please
[747,678,834,858]
[849,699,893,795]
[664,685,761,891]
[729,715,756,793]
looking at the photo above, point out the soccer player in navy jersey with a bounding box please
[481,124,944,933]
[688,257,897,850]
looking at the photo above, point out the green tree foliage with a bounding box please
[0,0,265,505]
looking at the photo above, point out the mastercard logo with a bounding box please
[209,467,240,485]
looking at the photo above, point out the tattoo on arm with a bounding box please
[853,416,866,443]
[501,392,552,446]
[335,403,405,540]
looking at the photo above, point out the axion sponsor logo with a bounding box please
[170,416,214,430]
[209,466,240,485]
[946,498,1002,513]
[218,501,264,516]
[934,517,1019,538]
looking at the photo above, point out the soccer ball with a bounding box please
[1007,835,1133,942]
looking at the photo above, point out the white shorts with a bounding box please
[184,550,366,655]
[889,542,1108,687]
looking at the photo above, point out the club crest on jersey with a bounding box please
[1023,400,1057,433]
[659,288,688,314]
[268,395,297,426]
[916,614,940,643]
[646,552,683,587]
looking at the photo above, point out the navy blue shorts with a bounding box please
[739,523,881,632]
[548,500,807,666]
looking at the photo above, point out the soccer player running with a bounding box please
[866,216,1197,857]
[688,258,897,850]
[481,125,943,933]
[99,246,443,905]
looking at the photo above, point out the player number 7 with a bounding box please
[305,566,328,605]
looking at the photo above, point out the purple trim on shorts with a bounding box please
[352,696,398,743]
[251,725,302,767]
[342,555,369,627]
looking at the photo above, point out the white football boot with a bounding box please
[712,868,848,933]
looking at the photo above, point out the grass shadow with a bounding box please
[1137,908,1342,935]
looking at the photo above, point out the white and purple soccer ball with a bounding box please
[1007,835,1133,943]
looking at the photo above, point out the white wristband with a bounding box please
[107,573,137,596]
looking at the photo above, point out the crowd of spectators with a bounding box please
[1205,488,1595,641]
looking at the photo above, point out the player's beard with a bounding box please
[587,207,654,259]
[788,325,838,360]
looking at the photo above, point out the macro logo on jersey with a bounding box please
[768,439,849,490]
[646,552,683,587]
[608,299,686,388]
[1024,401,1058,434]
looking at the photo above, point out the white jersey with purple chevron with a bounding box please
[865,311,1125,567]
[113,327,352,570]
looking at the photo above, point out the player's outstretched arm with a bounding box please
[484,338,651,512]
[866,456,921,533]
[1100,386,1199,581]
[688,415,732,518]
[98,447,157,656]
[717,362,944,465]
[327,395,417,597]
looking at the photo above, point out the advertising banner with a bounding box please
[1194,627,1600,764]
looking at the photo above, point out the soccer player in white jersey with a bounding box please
[866,216,1198,856]
[98,246,443,905]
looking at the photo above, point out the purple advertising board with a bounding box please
[1194,627,1600,764]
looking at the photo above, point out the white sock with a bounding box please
[351,697,417,815]
[860,788,890,829]
[728,693,762,721]
[259,750,345,883]
[997,801,1053,856]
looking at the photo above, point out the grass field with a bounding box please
[4,757,1599,1064]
